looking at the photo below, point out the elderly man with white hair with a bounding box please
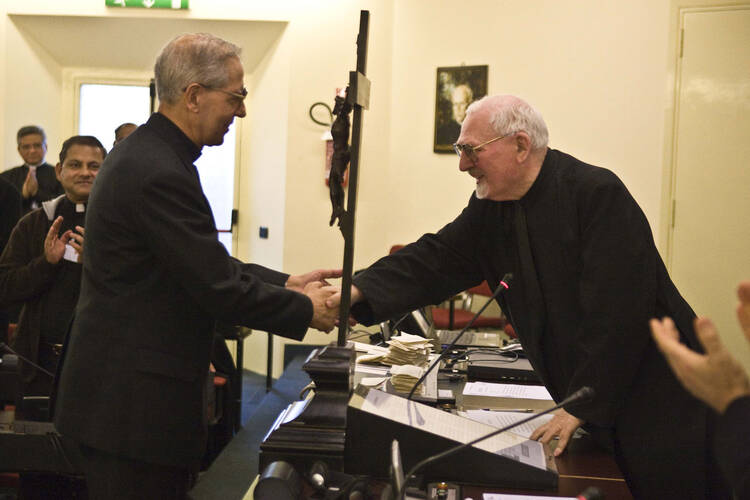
[332,94,729,498]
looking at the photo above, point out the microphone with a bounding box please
[0,342,55,379]
[380,439,406,500]
[397,385,595,500]
[406,273,513,401]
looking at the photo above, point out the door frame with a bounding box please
[661,1,750,268]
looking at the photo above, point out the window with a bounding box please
[78,83,150,150]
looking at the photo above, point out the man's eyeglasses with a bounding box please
[199,84,248,102]
[453,133,513,162]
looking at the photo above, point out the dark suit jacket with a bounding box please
[54,113,313,467]
[715,396,750,499]
[0,176,21,251]
[0,163,63,215]
[352,149,716,498]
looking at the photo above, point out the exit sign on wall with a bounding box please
[106,0,188,8]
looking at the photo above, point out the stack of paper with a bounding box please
[461,382,555,411]
[354,342,390,364]
[355,333,433,366]
[389,364,424,394]
[382,333,433,366]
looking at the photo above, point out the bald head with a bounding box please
[466,95,549,152]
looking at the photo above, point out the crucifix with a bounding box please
[259,10,371,476]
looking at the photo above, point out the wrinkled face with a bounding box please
[18,134,47,165]
[196,57,247,147]
[456,109,519,201]
[55,145,103,203]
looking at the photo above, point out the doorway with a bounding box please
[668,6,750,368]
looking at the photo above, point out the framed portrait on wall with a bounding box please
[434,65,488,153]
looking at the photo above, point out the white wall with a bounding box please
[1,0,745,376]
[3,13,64,169]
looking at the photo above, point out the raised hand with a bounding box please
[651,314,750,413]
[44,216,73,264]
[68,225,85,263]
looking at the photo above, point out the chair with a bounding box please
[431,281,510,334]
[387,245,512,337]
[6,324,16,345]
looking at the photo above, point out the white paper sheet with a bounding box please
[350,388,547,470]
[458,410,553,439]
[463,382,553,400]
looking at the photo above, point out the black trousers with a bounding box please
[76,443,194,500]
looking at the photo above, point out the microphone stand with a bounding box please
[406,273,513,401]
[0,342,55,379]
[397,386,595,500]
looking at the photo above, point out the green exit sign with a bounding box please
[106,0,188,9]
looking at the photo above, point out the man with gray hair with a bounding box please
[330,95,727,498]
[1,125,63,215]
[54,33,339,499]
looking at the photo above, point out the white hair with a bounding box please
[466,95,549,151]
[154,33,242,105]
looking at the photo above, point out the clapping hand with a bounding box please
[44,216,73,264]
[22,167,38,199]
[651,283,750,414]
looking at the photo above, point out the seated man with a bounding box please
[1,125,64,215]
[0,135,106,409]
[651,281,750,499]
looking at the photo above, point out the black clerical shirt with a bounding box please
[39,197,86,343]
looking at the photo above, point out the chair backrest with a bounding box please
[466,281,493,297]
[7,323,16,344]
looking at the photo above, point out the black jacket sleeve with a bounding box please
[352,195,484,325]
[714,396,750,499]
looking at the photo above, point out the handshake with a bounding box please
[286,268,362,333]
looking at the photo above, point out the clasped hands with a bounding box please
[286,276,363,333]
[285,269,346,333]
[294,277,589,454]
[22,167,39,199]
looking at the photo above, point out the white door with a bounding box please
[669,7,750,369]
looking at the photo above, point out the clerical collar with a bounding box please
[59,197,86,213]
[145,112,203,166]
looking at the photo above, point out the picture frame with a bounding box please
[433,65,488,153]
